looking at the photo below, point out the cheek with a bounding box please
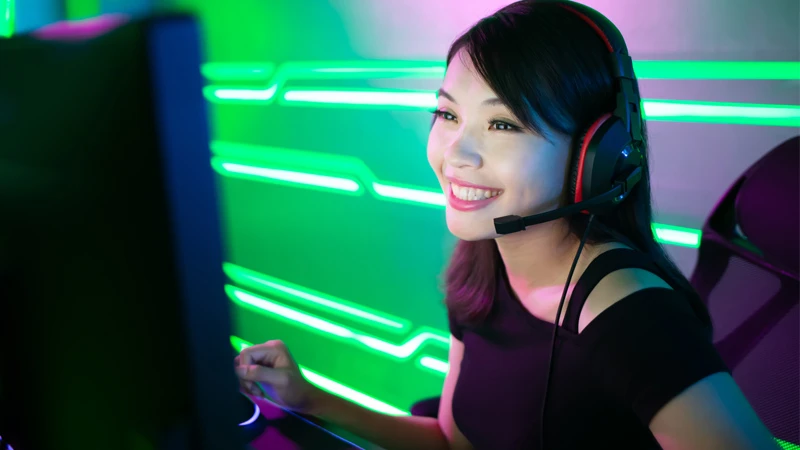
[426,136,444,175]
[500,152,563,201]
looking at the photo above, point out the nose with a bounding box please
[444,133,482,169]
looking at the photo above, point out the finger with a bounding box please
[245,382,261,397]
[235,364,288,386]
[239,383,260,398]
[239,340,287,367]
[250,384,265,397]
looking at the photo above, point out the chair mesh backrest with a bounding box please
[704,255,798,443]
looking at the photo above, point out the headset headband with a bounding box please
[556,2,644,144]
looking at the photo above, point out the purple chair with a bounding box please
[690,136,799,444]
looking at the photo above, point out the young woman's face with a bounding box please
[427,49,573,241]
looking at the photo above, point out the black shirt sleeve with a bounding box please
[448,309,464,341]
[582,288,730,426]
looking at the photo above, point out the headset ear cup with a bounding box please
[570,113,612,204]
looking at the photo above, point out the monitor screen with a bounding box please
[0,14,246,450]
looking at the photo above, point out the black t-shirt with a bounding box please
[449,248,729,449]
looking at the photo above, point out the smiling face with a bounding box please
[427,49,573,241]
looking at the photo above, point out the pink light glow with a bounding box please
[33,14,129,41]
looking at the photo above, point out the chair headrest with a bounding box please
[735,136,799,277]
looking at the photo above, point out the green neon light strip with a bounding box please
[212,159,364,195]
[642,99,800,127]
[224,262,412,334]
[231,336,409,416]
[371,181,446,206]
[201,61,800,83]
[282,88,435,109]
[0,0,13,37]
[226,265,445,378]
[204,60,448,84]
[417,356,449,376]
[210,85,279,102]
[778,439,800,450]
[634,61,800,80]
[653,223,701,248]
[217,161,362,192]
[201,60,800,126]
[205,85,800,127]
[281,90,798,127]
[210,141,444,208]
[228,285,450,359]
[210,141,701,248]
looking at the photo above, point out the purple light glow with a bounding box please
[239,403,261,426]
[33,14,129,40]
[0,435,13,450]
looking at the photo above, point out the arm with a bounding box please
[311,335,473,450]
[649,372,779,450]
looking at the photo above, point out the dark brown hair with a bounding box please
[440,1,712,333]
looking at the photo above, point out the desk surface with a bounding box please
[246,395,383,450]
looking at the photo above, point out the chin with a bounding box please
[445,212,498,241]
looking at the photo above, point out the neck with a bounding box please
[494,218,590,298]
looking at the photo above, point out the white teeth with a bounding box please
[451,183,501,201]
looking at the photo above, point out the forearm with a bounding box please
[311,389,450,450]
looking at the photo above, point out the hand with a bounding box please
[234,340,322,415]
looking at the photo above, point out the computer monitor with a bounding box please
[0,14,247,450]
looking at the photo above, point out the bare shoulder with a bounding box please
[577,245,673,333]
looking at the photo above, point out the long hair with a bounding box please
[441,1,712,333]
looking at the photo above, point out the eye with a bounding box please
[432,109,457,122]
[490,120,520,132]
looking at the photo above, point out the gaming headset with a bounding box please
[489,2,646,447]
[493,1,645,234]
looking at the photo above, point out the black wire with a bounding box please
[540,214,596,449]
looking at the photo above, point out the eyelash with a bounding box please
[431,109,520,132]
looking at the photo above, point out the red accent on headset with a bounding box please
[557,4,614,52]
[574,113,612,204]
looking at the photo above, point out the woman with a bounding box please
[234,1,778,449]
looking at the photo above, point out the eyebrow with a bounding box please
[437,88,505,107]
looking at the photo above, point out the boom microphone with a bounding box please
[493,166,641,235]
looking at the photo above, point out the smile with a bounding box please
[448,182,504,212]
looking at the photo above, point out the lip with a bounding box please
[447,183,502,212]
[446,176,502,191]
